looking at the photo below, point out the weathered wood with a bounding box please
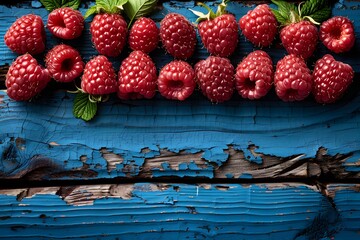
[0,183,349,239]
[1,1,360,239]
[325,184,360,239]
[1,1,359,183]
[1,90,360,181]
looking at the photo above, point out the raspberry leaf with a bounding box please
[271,0,297,25]
[40,0,81,11]
[190,0,227,22]
[307,8,331,23]
[84,0,128,18]
[73,92,98,121]
[300,0,331,23]
[124,0,158,26]
[272,0,331,25]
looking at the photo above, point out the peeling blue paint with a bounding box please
[0,184,344,239]
[1,88,360,179]
[239,173,253,179]
[202,147,228,164]
[31,1,42,8]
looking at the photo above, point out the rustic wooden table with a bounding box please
[0,0,359,239]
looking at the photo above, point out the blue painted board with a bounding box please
[0,0,360,180]
[0,183,344,240]
[0,1,360,239]
[1,87,360,180]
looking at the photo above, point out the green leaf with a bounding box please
[73,92,98,121]
[271,9,288,25]
[84,0,128,18]
[271,0,297,25]
[40,0,80,11]
[301,0,325,17]
[124,0,157,26]
[300,0,331,23]
[309,6,332,23]
[99,0,128,13]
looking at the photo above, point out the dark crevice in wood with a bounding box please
[1,176,360,190]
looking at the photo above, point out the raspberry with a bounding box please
[320,16,355,53]
[160,13,197,59]
[81,55,117,95]
[235,50,273,100]
[129,17,159,53]
[47,7,84,40]
[90,13,128,57]
[312,54,354,104]
[195,56,235,102]
[198,14,238,57]
[45,44,84,83]
[6,54,51,101]
[239,4,278,47]
[118,51,157,100]
[4,14,46,55]
[280,21,318,59]
[274,54,312,102]
[158,61,195,101]
[191,1,238,57]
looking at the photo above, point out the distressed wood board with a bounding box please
[1,0,360,181]
[0,183,357,240]
[1,89,360,181]
[0,0,360,239]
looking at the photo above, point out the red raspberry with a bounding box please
[235,50,273,100]
[312,54,354,104]
[129,17,159,53]
[81,55,117,95]
[195,56,235,103]
[47,7,84,40]
[274,54,312,102]
[160,13,196,59]
[239,4,278,47]
[4,14,46,55]
[280,21,318,59]
[191,1,238,57]
[90,14,128,57]
[320,16,355,53]
[118,51,157,100]
[198,14,238,57]
[6,54,51,101]
[45,44,84,83]
[158,61,195,101]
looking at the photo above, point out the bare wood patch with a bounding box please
[139,149,206,177]
[100,147,123,172]
[326,184,360,199]
[1,136,359,181]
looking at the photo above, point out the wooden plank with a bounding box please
[1,88,360,180]
[326,184,360,239]
[0,183,347,239]
[0,2,359,181]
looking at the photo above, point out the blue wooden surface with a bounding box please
[0,1,359,180]
[1,0,360,239]
[1,89,360,180]
[0,183,344,240]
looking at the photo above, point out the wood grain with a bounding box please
[0,183,346,240]
[1,90,359,181]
